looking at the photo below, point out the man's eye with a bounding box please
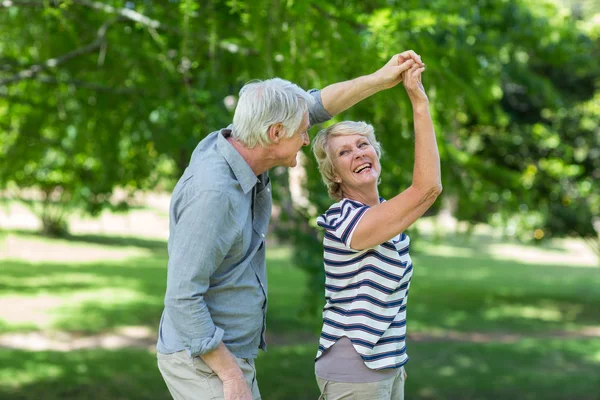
[359,142,368,147]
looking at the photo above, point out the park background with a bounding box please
[1,0,599,399]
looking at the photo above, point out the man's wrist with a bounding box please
[219,368,245,382]
[365,72,388,93]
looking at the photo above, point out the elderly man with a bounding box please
[156,51,423,400]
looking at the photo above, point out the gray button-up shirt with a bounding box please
[157,89,331,359]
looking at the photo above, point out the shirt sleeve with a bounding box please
[317,201,369,251]
[307,89,332,127]
[163,190,240,356]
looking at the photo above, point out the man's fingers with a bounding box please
[397,50,423,65]
[397,59,416,73]
[399,50,418,61]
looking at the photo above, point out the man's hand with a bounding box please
[222,375,253,400]
[372,50,424,90]
[200,342,253,400]
[319,50,424,116]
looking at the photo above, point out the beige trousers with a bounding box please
[316,367,405,400]
[157,350,261,400]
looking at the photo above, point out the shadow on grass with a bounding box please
[1,229,167,253]
[408,251,600,335]
[63,233,167,253]
[2,231,600,341]
[1,338,598,400]
[0,255,168,334]
[267,245,600,338]
[0,349,169,400]
[431,231,570,253]
[257,338,600,400]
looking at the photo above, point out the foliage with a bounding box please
[0,2,597,283]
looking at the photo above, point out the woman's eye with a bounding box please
[339,150,348,156]
[359,142,368,148]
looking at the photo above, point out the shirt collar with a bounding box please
[217,127,259,194]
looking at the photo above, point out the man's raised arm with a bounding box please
[320,50,424,116]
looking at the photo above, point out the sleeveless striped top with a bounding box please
[315,198,413,370]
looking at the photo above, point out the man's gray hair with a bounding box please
[232,78,315,148]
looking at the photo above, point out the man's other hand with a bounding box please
[222,375,253,400]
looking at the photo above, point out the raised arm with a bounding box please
[320,51,424,117]
[350,63,442,250]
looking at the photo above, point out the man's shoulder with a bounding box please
[178,167,242,201]
[185,132,240,190]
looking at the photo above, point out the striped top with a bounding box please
[315,198,413,370]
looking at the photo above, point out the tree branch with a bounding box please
[35,75,143,95]
[3,0,180,33]
[0,0,44,6]
[70,0,178,32]
[0,18,116,87]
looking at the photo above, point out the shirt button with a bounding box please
[267,188,270,192]
[261,233,265,238]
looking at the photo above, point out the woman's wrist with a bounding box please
[412,101,430,114]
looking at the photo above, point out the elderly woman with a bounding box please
[311,62,441,399]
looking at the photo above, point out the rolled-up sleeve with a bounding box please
[308,89,332,127]
[164,190,239,356]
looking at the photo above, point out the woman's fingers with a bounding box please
[405,65,425,87]
[403,64,420,85]
[413,66,425,83]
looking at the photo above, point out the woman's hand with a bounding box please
[402,63,428,107]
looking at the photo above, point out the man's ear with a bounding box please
[268,123,283,143]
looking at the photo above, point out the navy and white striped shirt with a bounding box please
[315,198,413,370]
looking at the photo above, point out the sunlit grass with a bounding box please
[0,349,169,400]
[483,304,565,322]
[1,339,598,400]
[255,338,600,400]
[1,230,599,399]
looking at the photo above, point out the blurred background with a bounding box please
[1,0,599,399]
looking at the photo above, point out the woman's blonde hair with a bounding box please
[312,121,382,201]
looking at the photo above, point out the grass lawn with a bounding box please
[1,230,599,399]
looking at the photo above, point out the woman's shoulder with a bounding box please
[317,198,368,226]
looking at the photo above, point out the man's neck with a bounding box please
[228,137,273,176]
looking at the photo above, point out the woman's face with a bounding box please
[328,133,381,196]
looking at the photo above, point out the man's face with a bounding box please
[272,111,310,168]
